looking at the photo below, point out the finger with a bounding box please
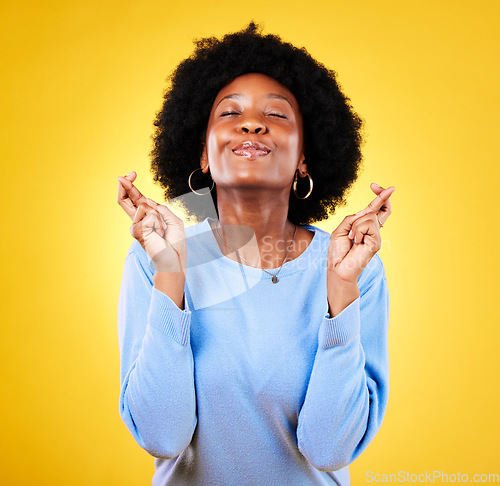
[146,198,159,208]
[117,174,146,219]
[140,198,180,228]
[117,173,136,204]
[349,213,374,240]
[357,186,395,218]
[335,206,382,238]
[149,211,168,234]
[148,206,168,231]
[131,201,164,225]
[333,212,363,238]
[117,178,135,217]
[125,171,137,182]
[117,173,132,202]
[154,203,183,226]
[130,203,166,238]
[350,213,382,246]
[370,182,385,195]
[117,174,145,205]
[132,201,152,225]
[377,197,392,227]
[130,213,163,241]
[370,183,393,226]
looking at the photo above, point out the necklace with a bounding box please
[212,221,297,284]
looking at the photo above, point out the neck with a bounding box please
[212,187,296,269]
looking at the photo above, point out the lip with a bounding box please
[232,140,272,158]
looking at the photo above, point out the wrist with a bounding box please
[153,271,186,310]
[327,271,360,318]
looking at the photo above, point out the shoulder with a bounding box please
[302,223,331,239]
[300,223,331,250]
[184,218,209,240]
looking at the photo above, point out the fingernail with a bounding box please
[126,171,134,177]
[147,198,158,206]
[373,183,381,188]
[348,230,353,239]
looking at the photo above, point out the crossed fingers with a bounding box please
[339,185,395,246]
[117,172,150,220]
[354,185,395,227]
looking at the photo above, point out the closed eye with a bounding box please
[220,111,287,119]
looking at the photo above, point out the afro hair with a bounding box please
[150,21,364,225]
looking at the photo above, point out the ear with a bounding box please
[297,151,307,176]
[200,143,210,173]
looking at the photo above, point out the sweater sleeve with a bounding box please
[296,253,390,471]
[117,247,197,459]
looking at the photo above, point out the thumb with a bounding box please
[332,212,360,237]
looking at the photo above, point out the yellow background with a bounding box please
[1,0,498,484]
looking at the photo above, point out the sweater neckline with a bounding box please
[201,217,325,281]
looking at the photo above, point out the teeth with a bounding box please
[237,142,268,151]
[234,149,268,157]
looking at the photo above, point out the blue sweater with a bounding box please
[117,217,390,486]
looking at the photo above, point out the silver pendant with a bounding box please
[271,275,278,284]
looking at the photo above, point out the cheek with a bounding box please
[205,131,231,175]
[206,135,226,162]
[280,128,302,154]
[206,123,229,149]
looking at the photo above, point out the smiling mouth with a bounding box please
[232,141,271,158]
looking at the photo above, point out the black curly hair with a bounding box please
[150,21,364,226]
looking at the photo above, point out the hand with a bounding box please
[117,172,187,273]
[117,171,149,215]
[327,183,395,284]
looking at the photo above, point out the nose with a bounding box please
[238,114,267,134]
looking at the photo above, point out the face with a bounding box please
[201,73,306,191]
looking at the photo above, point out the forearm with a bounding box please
[154,271,186,310]
[119,252,195,458]
[120,287,196,458]
[298,257,390,471]
[297,299,367,471]
[327,270,360,317]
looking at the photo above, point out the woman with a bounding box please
[117,22,395,486]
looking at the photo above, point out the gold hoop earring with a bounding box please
[188,168,215,195]
[293,170,313,199]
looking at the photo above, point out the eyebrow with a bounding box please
[215,93,293,109]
